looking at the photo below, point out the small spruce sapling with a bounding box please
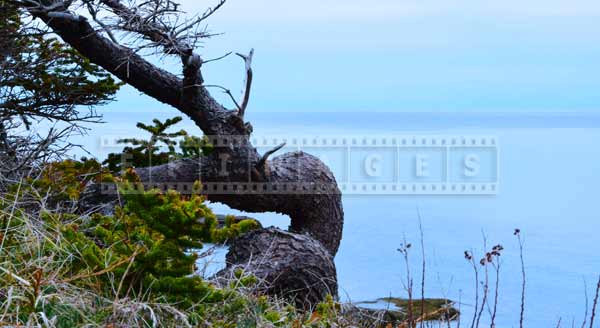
[104,116,210,172]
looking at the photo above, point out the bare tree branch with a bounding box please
[255,141,286,177]
[16,1,346,303]
[173,0,226,35]
[98,0,215,56]
[203,51,232,64]
[83,0,119,43]
[236,48,254,119]
[204,84,241,111]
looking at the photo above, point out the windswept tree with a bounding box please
[0,1,120,182]
[13,0,343,304]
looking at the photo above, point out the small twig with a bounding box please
[515,228,526,328]
[590,275,600,328]
[581,277,589,328]
[113,247,141,315]
[235,48,254,119]
[398,235,414,328]
[84,0,119,44]
[0,266,31,287]
[465,249,479,328]
[476,243,489,328]
[256,142,286,170]
[203,84,241,111]
[417,207,425,328]
[173,0,226,35]
[202,51,232,64]
[61,248,141,283]
[47,11,83,21]
[490,257,501,327]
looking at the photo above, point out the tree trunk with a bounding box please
[133,150,344,255]
[26,2,344,304]
[217,227,338,308]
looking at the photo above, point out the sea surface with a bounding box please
[73,111,600,327]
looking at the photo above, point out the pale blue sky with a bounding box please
[106,0,600,113]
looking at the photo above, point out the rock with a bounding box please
[342,297,459,327]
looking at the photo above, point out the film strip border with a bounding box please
[250,135,496,148]
[100,182,498,195]
[100,134,497,148]
[99,134,499,195]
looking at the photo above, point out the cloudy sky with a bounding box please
[110,0,600,113]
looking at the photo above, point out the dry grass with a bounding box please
[0,188,197,327]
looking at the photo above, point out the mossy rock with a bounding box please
[344,297,458,327]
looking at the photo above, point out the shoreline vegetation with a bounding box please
[2,1,600,326]
[0,158,458,327]
[0,113,455,327]
[1,116,598,327]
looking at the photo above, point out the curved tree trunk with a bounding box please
[217,227,338,308]
[133,150,344,254]
[24,1,344,304]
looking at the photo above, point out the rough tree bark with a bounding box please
[20,0,344,304]
[217,227,338,308]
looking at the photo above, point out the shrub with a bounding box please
[104,116,212,172]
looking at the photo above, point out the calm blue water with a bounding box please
[73,111,600,328]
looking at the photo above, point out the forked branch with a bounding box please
[254,142,286,177]
[203,85,241,111]
[236,48,254,119]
